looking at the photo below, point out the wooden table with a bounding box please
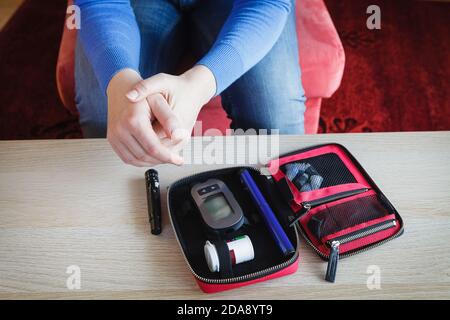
[0,132,449,299]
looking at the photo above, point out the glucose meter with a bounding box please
[191,179,244,234]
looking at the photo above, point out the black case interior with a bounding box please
[167,167,297,280]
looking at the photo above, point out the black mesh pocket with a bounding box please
[281,153,357,192]
[307,194,391,240]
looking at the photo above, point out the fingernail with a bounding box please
[126,90,139,101]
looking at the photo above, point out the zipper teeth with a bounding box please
[305,188,369,207]
[298,220,401,260]
[167,166,299,285]
[327,220,396,245]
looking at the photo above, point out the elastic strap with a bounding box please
[213,240,233,278]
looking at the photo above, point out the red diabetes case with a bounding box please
[167,144,403,293]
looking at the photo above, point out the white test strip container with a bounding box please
[204,235,255,273]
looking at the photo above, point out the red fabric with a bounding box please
[304,98,322,134]
[196,255,299,293]
[196,96,231,135]
[297,0,345,99]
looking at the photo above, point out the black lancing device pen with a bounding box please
[145,169,162,235]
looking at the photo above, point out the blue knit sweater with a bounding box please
[75,0,292,95]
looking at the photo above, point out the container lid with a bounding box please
[204,240,220,272]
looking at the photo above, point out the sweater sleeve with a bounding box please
[197,0,292,95]
[75,0,141,94]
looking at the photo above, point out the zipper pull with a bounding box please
[288,203,311,227]
[325,241,340,283]
[303,203,312,212]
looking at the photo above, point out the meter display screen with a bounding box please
[191,178,244,232]
[204,193,233,221]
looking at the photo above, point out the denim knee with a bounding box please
[223,87,305,135]
[219,0,305,135]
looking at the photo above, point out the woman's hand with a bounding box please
[106,68,185,167]
[125,65,216,142]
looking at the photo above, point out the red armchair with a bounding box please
[57,0,344,135]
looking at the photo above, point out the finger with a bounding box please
[126,73,169,102]
[153,121,169,139]
[159,138,186,164]
[160,130,190,162]
[161,135,190,153]
[147,94,187,142]
[120,133,161,165]
[153,121,190,152]
[131,121,184,165]
[109,139,149,167]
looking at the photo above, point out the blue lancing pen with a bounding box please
[240,169,295,256]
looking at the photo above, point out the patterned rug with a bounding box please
[320,0,450,133]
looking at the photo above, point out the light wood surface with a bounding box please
[0,132,449,299]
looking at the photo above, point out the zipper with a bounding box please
[326,219,397,246]
[289,188,370,226]
[167,166,300,285]
[322,219,398,282]
[299,218,402,259]
[325,241,340,282]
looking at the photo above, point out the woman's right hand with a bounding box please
[106,68,185,167]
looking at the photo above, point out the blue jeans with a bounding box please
[75,0,306,138]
